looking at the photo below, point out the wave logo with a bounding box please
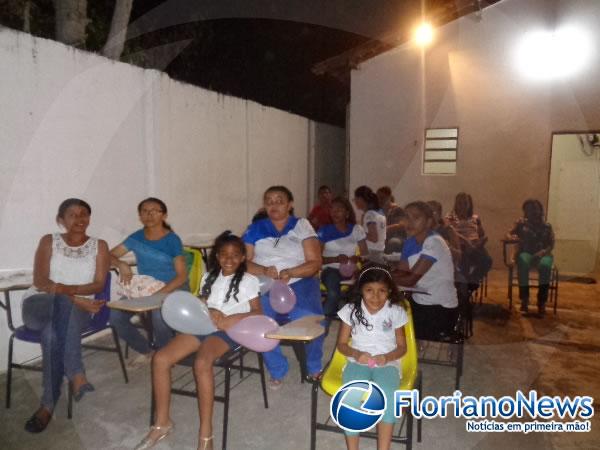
[330,381,386,432]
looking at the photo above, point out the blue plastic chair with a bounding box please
[5,272,128,417]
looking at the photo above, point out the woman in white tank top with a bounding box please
[21,198,109,433]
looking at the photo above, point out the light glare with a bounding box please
[515,25,593,81]
[415,23,434,46]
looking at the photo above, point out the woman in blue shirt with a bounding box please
[110,198,188,364]
[243,186,323,388]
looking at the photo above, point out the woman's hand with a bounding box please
[209,309,225,329]
[355,351,372,365]
[278,269,292,283]
[72,296,105,314]
[264,265,279,279]
[372,355,387,366]
[118,262,133,284]
[350,255,361,264]
[338,254,349,265]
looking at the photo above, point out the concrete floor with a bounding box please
[1,269,599,450]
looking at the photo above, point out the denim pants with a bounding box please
[321,267,343,316]
[517,252,553,305]
[109,308,173,354]
[260,277,324,380]
[342,362,400,435]
[22,293,90,411]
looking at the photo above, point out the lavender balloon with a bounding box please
[226,315,280,352]
[269,280,297,314]
[339,261,356,279]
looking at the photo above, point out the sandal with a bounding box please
[73,383,95,402]
[134,422,174,450]
[24,408,51,433]
[198,435,214,450]
[268,378,283,391]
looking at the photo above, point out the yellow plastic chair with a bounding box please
[183,247,204,296]
[310,299,422,449]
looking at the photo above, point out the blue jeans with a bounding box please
[22,293,90,411]
[342,362,400,435]
[109,308,173,354]
[260,277,324,380]
[321,267,343,316]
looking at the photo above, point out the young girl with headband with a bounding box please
[336,264,408,450]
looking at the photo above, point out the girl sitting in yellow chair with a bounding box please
[336,264,408,450]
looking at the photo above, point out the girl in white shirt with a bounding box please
[336,265,408,450]
[353,186,387,263]
[393,201,458,341]
[135,232,261,450]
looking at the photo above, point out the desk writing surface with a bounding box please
[107,294,166,312]
[265,315,325,341]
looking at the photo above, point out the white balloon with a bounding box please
[161,291,217,335]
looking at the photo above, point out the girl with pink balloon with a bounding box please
[243,186,324,389]
[318,197,368,317]
[134,232,262,450]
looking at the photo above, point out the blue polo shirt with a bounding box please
[124,229,184,284]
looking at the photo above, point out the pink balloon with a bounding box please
[226,315,280,352]
[339,262,356,279]
[269,280,297,314]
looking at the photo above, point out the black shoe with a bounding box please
[24,411,50,433]
[520,301,529,313]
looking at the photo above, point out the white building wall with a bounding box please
[349,0,600,268]
[0,28,344,369]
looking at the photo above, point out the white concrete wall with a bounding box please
[0,28,344,369]
[349,0,600,268]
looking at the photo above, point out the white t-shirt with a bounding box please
[362,210,387,253]
[318,224,366,269]
[337,301,408,367]
[200,272,260,316]
[243,217,317,284]
[401,233,458,308]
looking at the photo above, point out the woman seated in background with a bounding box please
[110,197,188,367]
[318,197,368,317]
[354,186,386,263]
[393,201,458,340]
[21,198,109,433]
[427,200,461,267]
[507,199,555,315]
[445,192,492,287]
[377,186,406,253]
[243,185,323,388]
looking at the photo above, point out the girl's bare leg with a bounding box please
[377,422,394,450]
[149,334,201,437]
[193,337,230,450]
[344,435,359,450]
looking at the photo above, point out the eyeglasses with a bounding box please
[140,209,163,216]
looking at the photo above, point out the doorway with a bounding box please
[547,133,600,276]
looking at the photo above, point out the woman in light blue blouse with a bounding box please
[110,198,188,362]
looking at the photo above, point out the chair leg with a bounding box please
[111,327,129,384]
[125,343,129,360]
[310,382,318,450]
[6,334,14,408]
[553,269,559,315]
[292,343,308,383]
[67,383,73,419]
[417,374,422,443]
[258,354,268,409]
[406,406,413,450]
[222,365,231,450]
[239,352,244,379]
[455,342,464,390]
[508,267,513,310]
